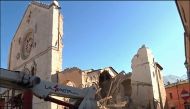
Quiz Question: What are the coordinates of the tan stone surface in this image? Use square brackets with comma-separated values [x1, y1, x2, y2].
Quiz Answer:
[131, 45, 166, 109]
[58, 67, 83, 88]
[6, 1, 63, 109]
[56, 67, 133, 109]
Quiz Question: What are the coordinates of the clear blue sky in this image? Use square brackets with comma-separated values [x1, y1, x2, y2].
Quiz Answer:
[0, 1, 186, 76]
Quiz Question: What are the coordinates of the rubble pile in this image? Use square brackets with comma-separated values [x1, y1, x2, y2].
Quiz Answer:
[97, 72, 134, 109]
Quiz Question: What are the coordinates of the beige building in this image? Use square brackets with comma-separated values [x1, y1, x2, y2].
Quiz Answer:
[176, 0, 190, 80]
[1, 1, 63, 109]
[54, 67, 118, 89]
[131, 45, 166, 109]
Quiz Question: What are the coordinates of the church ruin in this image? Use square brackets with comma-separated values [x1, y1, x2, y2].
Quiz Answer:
[0, 1, 166, 109]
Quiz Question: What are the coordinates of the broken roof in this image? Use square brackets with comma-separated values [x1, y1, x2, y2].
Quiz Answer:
[30, 1, 61, 9]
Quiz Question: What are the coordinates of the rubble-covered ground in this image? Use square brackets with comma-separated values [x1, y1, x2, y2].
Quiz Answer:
[96, 72, 136, 109]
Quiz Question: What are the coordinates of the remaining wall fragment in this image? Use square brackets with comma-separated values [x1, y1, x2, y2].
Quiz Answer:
[97, 72, 133, 109]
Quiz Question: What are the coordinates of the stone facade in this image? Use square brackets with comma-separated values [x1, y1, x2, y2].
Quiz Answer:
[131, 45, 166, 109]
[4, 1, 63, 109]
[176, 1, 190, 80]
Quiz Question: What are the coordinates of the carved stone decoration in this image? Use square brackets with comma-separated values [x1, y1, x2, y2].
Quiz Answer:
[16, 53, 20, 60]
[21, 31, 34, 60]
[26, 10, 32, 24]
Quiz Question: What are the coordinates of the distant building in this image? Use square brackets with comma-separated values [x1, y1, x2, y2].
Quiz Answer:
[176, 0, 190, 80]
[165, 80, 190, 109]
[131, 45, 166, 109]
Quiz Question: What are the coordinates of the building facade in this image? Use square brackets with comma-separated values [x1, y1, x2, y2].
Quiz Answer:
[173, 0, 190, 109]
[1, 1, 63, 109]
[131, 45, 166, 109]
[165, 80, 190, 109]
[176, 0, 190, 80]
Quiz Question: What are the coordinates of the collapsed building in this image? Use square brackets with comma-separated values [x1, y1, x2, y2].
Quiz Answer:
[54, 45, 166, 109]
[51, 67, 132, 109]
[0, 1, 166, 109]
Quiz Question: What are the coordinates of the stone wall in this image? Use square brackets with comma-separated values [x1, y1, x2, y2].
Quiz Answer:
[131, 45, 166, 109]
[7, 1, 63, 109]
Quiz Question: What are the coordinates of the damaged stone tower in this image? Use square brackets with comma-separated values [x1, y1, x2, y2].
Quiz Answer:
[7, 1, 63, 109]
[131, 45, 166, 109]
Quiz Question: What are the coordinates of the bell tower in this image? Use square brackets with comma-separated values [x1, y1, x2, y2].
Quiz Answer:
[131, 45, 166, 109]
